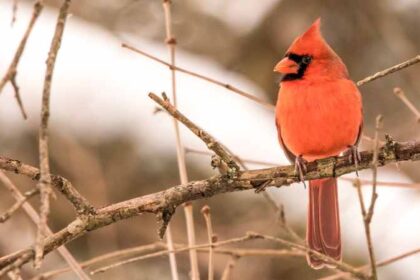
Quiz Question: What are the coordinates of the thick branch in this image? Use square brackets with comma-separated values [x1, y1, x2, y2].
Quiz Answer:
[0, 138, 419, 273]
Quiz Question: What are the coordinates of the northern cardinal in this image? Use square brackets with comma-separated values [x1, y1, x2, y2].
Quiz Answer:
[274, 19, 363, 268]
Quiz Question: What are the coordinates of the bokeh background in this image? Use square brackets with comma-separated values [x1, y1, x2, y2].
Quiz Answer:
[0, 0, 420, 279]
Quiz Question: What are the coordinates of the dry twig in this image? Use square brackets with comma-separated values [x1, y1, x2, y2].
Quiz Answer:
[353, 116, 383, 280]
[0, 188, 38, 223]
[393, 87, 420, 123]
[91, 234, 257, 275]
[35, 243, 303, 279]
[357, 55, 420, 86]
[319, 246, 420, 280]
[220, 255, 239, 280]
[0, 157, 95, 214]
[150, 92, 241, 176]
[160, 0, 193, 278]
[0, 171, 90, 280]
[0, 0, 45, 119]
[35, 0, 71, 268]
[122, 43, 274, 110]
[201, 206, 216, 280]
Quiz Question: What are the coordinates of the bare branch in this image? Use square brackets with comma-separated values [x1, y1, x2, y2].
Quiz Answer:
[357, 55, 420, 86]
[220, 255, 239, 280]
[201, 206, 216, 280]
[0, 0, 44, 118]
[122, 43, 274, 110]
[35, 0, 72, 268]
[0, 188, 38, 223]
[0, 137, 418, 275]
[0, 172, 90, 280]
[10, 75, 27, 119]
[91, 234, 256, 275]
[0, 0, 44, 119]
[319, 247, 420, 280]
[393, 87, 420, 123]
[356, 115, 383, 280]
[32, 243, 166, 280]
[0, 157, 95, 214]
[255, 233, 369, 279]
[353, 116, 383, 280]
[161, 0, 192, 278]
[150, 92, 241, 175]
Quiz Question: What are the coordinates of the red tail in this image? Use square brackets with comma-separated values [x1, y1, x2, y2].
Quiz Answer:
[307, 178, 341, 269]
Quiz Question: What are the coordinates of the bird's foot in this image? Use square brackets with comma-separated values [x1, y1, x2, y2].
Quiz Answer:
[345, 145, 361, 176]
[295, 155, 308, 188]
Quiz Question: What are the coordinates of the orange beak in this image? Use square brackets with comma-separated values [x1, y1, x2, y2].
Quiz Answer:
[274, 57, 299, 74]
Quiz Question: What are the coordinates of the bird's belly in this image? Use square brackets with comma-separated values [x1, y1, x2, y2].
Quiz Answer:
[277, 81, 362, 161]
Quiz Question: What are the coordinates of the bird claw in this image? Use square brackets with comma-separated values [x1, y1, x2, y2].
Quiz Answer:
[295, 155, 307, 188]
[346, 145, 361, 176]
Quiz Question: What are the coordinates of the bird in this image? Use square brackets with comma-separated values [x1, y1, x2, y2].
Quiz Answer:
[274, 18, 363, 269]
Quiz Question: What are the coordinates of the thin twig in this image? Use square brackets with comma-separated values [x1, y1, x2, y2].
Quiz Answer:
[36, 243, 303, 279]
[91, 234, 257, 275]
[357, 55, 420, 86]
[201, 206, 216, 280]
[357, 116, 383, 280]
[0, 157, 94, 214]
[367, 116, 383, 223]
[340, 177, 420, 189]
[161, 0, 193, 279]
[32, 243, 167, 280]
[35, 0, 71, 269]
[0, 188, 38, 223]
[354, 179, 376, 280]
[393, 87, 420, 123]
[319, 247, 420, 280]
[220, 255, 239, 280]
[0, 171, 90, 280]
[186, 147, 279, 167]
[0, 0, 44, 118]
[122, 43, 274, 110]
[165, 226, 179, 280]
[255, 233, 369, 279]
[9, 75, 27, 119]
[149, 92, 241, 175]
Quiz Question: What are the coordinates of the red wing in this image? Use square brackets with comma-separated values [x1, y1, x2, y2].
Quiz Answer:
[275, 118, 296, 163]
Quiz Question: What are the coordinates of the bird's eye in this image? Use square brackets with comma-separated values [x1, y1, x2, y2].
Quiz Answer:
[302, 56, 312, 64]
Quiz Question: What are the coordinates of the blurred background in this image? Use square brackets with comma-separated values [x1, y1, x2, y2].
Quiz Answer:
[0, 0, 419, 279]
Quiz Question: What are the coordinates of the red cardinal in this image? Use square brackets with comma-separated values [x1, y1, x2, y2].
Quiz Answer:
[274, 19, 363, 268]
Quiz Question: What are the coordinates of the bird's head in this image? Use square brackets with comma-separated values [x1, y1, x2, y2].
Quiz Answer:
[274, 18, 348, 82]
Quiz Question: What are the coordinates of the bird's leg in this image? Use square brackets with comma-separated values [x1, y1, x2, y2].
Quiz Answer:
[345, 145, 361, 176]
[295, 155, 308, 188]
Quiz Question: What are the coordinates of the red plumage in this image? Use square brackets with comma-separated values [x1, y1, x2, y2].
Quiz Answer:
[274, 18, 363, 268]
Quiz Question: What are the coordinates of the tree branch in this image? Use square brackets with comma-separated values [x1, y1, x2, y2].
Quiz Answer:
[149, 92, 241, 176]
[0, 0, 44, 119]
[35, 0, 72, 268]
[0, 137, 418, 275]
[0, 157, 95, 215]
[356, 55, 420, 86]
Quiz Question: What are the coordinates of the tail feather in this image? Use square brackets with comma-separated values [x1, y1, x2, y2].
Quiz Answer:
[307, 178, 341, 269]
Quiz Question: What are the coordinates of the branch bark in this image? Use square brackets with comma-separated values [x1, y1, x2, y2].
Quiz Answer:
[0, 138, 418, 274]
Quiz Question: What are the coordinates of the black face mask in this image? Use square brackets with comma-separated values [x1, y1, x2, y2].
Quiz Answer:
[281, 53, 312, 82]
